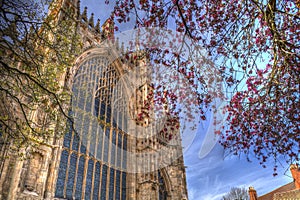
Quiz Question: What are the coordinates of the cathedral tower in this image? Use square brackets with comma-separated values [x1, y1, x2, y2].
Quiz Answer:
[0, 1, 188, 199]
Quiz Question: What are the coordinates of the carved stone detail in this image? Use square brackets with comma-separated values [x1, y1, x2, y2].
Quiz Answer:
[24, 152, 43, 192]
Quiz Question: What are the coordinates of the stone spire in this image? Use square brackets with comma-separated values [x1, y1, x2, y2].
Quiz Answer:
[89, 13, 94, 28]
[95, 19, 101, 33]
[81, 6, 88, 22]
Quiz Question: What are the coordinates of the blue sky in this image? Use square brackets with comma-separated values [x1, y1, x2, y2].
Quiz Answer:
[184, 119, 292, 200]
[80, 1, 294, 199]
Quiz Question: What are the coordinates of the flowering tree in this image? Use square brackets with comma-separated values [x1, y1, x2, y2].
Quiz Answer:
[105, 0, 300, 171]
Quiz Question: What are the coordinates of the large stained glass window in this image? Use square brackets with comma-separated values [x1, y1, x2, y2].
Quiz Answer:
[55, 55, 128, 200]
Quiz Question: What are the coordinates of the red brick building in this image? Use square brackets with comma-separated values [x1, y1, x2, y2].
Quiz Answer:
[249, 164, 300, 200]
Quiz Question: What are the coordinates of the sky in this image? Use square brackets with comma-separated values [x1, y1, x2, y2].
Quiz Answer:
[80, 1, 294, 199]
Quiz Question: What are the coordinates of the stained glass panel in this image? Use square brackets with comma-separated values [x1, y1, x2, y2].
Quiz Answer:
[75, 156, 85, 199]
[121, 172, 126, 200]
[115, 170, 121, 200]
[72, 133, 80, 152]
[111, 129, 116, 165]
[117, 133, 122, 168]
[85, 159, 94, 199]
[93, 162, 101, 199]
[122, 136, 127, 169]
[101, 165, 108, 200]
[103, 128, 110, 162]
[55, 150, 68, 198]
[109, 168, 115, 200]
[66, 153, 77, 198]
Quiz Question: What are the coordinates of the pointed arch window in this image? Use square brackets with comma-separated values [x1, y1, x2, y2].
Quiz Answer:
[55, 55, 128, 200]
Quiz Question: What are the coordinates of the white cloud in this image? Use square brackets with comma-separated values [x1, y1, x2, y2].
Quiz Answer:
[184, 131, 292, 200]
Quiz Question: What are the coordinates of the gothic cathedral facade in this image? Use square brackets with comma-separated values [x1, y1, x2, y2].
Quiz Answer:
[0, 0, 188, 199]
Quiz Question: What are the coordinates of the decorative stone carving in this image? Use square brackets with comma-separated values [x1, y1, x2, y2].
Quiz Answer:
[24, 152, 42, 192]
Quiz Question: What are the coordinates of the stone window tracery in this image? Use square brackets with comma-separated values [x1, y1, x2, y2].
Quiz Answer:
[55, 55, 127, 200]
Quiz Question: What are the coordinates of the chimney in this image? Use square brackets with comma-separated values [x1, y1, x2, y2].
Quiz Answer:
[290, 164, 300, 189]
[249, 186, 258, 200]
